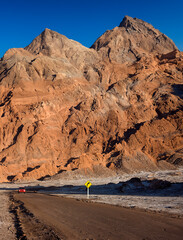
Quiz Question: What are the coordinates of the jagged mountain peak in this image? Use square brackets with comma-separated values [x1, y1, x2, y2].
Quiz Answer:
[120, 15, 150, 27]
[25, 28, 69, 56]
[119, 15, 161, 36]
[40, 28, 68, 41]
[119, 15, 134, 27]
[91, 15, 177, 63]
[43, 27, 53, 33]
[24, 27, 99, 69]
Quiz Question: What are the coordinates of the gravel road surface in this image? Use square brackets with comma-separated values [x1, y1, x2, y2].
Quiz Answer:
[14, 193, 183, 240]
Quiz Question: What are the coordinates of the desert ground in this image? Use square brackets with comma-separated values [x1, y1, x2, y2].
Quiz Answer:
[0, 193, 15, 240]
[0, 169, 183, 239]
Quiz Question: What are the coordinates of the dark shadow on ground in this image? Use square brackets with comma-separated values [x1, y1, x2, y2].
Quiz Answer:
[1, 178, 183, 197]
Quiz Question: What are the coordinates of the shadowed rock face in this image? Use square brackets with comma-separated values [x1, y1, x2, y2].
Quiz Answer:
[0, 16, 182, 182]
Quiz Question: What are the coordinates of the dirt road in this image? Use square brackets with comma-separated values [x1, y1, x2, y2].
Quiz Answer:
[14, 193, 183, 240]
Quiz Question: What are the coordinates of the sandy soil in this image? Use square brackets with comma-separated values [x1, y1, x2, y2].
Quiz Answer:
[0, 192, 15, 240]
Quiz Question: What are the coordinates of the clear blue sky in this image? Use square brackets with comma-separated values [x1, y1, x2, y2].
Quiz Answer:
[1, 0, 183, 57]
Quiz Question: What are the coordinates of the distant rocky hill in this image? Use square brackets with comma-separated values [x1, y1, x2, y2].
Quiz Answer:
[0, 16, 182, 182]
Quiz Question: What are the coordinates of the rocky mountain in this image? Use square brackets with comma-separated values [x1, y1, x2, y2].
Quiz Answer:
[91, 16, 177, 63]
[0, 16, 182, 182]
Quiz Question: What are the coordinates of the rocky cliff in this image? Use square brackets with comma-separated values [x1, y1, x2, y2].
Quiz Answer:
[0, 16, 182, 182]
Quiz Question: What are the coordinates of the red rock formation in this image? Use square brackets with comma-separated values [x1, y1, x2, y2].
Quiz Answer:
[0, 16, 182, 182]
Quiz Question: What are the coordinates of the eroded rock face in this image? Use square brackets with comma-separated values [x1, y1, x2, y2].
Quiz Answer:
[91, 16, 177, 63]
[0, 16, 182, 182]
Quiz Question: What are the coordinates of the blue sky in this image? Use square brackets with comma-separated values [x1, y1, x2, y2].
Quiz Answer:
[1, 0, 183, 57]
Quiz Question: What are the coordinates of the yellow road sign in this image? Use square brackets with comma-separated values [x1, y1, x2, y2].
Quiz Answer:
[85, 180, 92, 188]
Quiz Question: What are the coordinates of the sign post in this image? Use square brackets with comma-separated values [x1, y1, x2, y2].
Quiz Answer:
[87, 187, 89, 199]
[85, 181, 92, 199]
